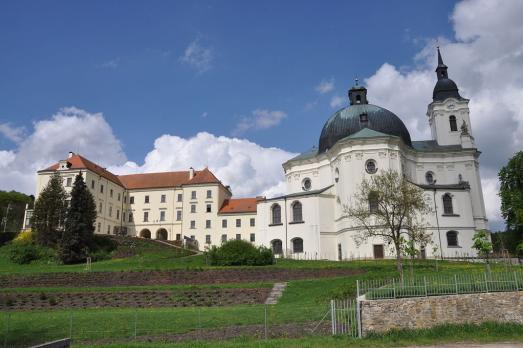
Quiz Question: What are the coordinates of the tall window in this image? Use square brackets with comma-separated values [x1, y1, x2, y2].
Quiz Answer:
[160, 194, 166, 203]
[97, 222, 101, 233]
[190, 220, 196, 229]
[66, 177, 72, 187]
[109, 206, 112, 217]
[144, 195, 149, 204]
[177, 194, 182, 202]
[130, 196, 134, 204]
[117, 193, 121, 201]
[449, 115, 458, 131]
[100, 184, 104, 193]
[206, 190, 212, 199]
[368, 192, 379, 213]
[160, 211, 166, 221]
[116, 209, 120, 220]
[447, 230, 458, 247]
[191, 191, 196, 200]
[176, 210, 182, 221]
[128, 212, 133, 223]
[206, 204, 212, 213]
[443, 193, 453, 215]
[291, 201, 303, 222]
[206, 235, 211, 244]
[292, 238, 303, 253]
[222, 219, 227, 228]
[191, 204, 196, 213]
[143, 211, 149, 222]
[99, 202, 103, 213]
[236, 218, 241, 227]
[250, 218, 255, 227]
[91, 180, 95, 189]
[250, 233, 255, 242]
[206, 220, 211, 228]
[221, 234, 227, 243]
[110, 189, 113, 198]
[271, 204, 282, 225]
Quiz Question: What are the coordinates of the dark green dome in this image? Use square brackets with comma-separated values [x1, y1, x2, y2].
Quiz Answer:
[318, 103, 412, 153]
[433, 78, 462, 101]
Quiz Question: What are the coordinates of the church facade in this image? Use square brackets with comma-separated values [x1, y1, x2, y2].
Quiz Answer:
[257, 48, 488, 260]
[29, 49, 488, 260]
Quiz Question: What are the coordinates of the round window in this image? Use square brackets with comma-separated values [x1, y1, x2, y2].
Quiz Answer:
[425, 171, 435, 184]
[302, 178, 312, 191]
[365, 160, 377, 174]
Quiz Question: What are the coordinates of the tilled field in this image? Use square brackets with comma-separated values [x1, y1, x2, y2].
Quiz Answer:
[0, 288, 271, 310]
[0, 268, 362, 288]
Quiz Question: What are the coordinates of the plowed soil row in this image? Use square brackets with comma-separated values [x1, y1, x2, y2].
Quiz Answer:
[84, 321, 331, 345]
[0, 268, 362, 288]
[0, 288, 271, 310]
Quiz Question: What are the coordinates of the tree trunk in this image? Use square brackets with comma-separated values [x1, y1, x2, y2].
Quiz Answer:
[395, 242, 403, 280]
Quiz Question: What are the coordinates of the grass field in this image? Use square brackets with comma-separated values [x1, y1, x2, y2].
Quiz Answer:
[1, 237, 521, 347]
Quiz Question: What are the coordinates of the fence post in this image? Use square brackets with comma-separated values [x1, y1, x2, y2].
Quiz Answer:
[514, 271, 519, 291]
[69, 313, 73, 340]
[134, 311, 137, 340]
[424, 276, 428, 297]
[392, 279, 396, 298]
[330, 300, 335, 335]
[3, 313, 9, 348]
[484, 272, 489, 293]
[264, 304, 268, 340]
[356, 298, 362, 338]
[356, 280, 360, 298]
[454, 274, 459, 295]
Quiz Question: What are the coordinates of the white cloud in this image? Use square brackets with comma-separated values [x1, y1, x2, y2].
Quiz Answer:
[98, 58, 120, 69]
[315, 78, 335, 94]
[233, 109, 287, 135]
[362, 0, 523, 228]
[179, 38, 213, 74]
[0, 107, 126, 194]
[110, 132, 296, 198]
[330, 95, 345, 109]
[0, 123, 25, 143]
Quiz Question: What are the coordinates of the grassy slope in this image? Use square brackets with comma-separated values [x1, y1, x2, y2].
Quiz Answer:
[1, 239, 521, 347]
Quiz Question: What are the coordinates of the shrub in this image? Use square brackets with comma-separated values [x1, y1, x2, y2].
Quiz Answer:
[14, 229, 34, 243]
[5, 240, 55, 265]
[87, 235, 118, 261]
[208, 239, 274, 266]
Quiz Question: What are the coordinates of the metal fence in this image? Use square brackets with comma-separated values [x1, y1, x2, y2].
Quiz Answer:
[330, 299, 359, 337]
[357, 270, 523, 300]
[0, 303, 332, 348]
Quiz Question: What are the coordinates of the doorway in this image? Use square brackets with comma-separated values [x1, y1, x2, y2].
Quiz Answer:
[373, 244, 384, 259]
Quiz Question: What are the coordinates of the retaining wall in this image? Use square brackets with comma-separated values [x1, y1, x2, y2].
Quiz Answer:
[360, 291, 523, 336]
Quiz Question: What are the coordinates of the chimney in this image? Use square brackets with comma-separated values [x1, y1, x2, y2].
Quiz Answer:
[189, 167, 195, 179]
[68, 151, 74, 158]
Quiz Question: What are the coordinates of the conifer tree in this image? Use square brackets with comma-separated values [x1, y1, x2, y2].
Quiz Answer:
[58, 173, 97, 264]
[33, 172, 68, 247]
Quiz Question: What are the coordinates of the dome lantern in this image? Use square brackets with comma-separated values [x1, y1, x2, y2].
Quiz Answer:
[348, 78, 368, 105]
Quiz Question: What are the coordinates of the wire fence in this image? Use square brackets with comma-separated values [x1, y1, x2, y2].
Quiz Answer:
[357, 270, 523, 300]
[0, 303, 332, 348]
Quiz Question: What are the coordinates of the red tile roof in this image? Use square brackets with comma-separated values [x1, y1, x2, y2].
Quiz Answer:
[219, 198, 258, 214]
[41, 155, 223, 190]
[40, 154, 123, 186]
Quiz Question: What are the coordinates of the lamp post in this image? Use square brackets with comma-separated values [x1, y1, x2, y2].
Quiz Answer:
[431, 181, 443, 259]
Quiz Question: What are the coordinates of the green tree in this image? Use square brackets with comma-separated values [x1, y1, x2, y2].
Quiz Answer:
[33, 172, 68, 247]
[0, 190, 33, 233]
[345, 169, 432, 278]
[499, 151, 523, 232]
[58, 173, 97, 264]
[472, 229, 493, 271]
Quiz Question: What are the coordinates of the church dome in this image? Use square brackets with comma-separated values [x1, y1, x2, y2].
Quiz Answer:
[318, 84, 412, 153]
[433, 78, 462, 101]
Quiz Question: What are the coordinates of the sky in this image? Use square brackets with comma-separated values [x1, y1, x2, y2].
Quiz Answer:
[1, 0, 522, 231]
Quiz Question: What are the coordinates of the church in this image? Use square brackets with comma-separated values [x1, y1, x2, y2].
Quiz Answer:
[28, 49, 488, 260]
[256, 48, 488, 260]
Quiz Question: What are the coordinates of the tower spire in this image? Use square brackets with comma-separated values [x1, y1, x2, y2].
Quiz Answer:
[435, 46, 448, 80]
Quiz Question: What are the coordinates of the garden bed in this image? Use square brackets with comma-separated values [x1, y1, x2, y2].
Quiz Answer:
[0, 288, 271, 310]
[0, 268, 363, 288]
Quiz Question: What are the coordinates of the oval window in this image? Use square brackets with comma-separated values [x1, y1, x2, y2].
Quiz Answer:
[365, 160, 377, 174]
[425, 171, 435, 184]
[302, 178, 312, 191]
[334, 168, 340, 183]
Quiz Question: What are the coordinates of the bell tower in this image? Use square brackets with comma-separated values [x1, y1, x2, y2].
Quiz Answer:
[427, 48, 474, 148]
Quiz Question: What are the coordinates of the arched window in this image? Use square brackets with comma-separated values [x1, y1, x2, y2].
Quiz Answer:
[356, 95, 361, 103]
[449, 115, 457, 131]
[334, 168, 339, 183]
[425, 171, 435, 184]
[368, 192, 379, 213]
[446, 231, 458, 247]
[442, 193, 453, 215]
[292, 238, 303, 253]
[271, 239, 283, 254]
[292, 201, 303, 222]
[271, 204, 282, 225]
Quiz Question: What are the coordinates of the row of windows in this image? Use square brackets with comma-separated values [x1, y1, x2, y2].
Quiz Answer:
[190, 218, 256, 229]
[205, 233, 256, 244]
[270, 238, 303, 254]
[270, 202, 303, 225]
[129, 190, 214, 205]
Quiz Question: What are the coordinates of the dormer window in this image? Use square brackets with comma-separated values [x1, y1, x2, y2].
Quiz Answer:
[359, 113, 368, 123]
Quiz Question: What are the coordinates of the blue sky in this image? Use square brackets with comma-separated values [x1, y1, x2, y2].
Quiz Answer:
[2, 0, 522, 231]
[0, 0, 456, 159]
